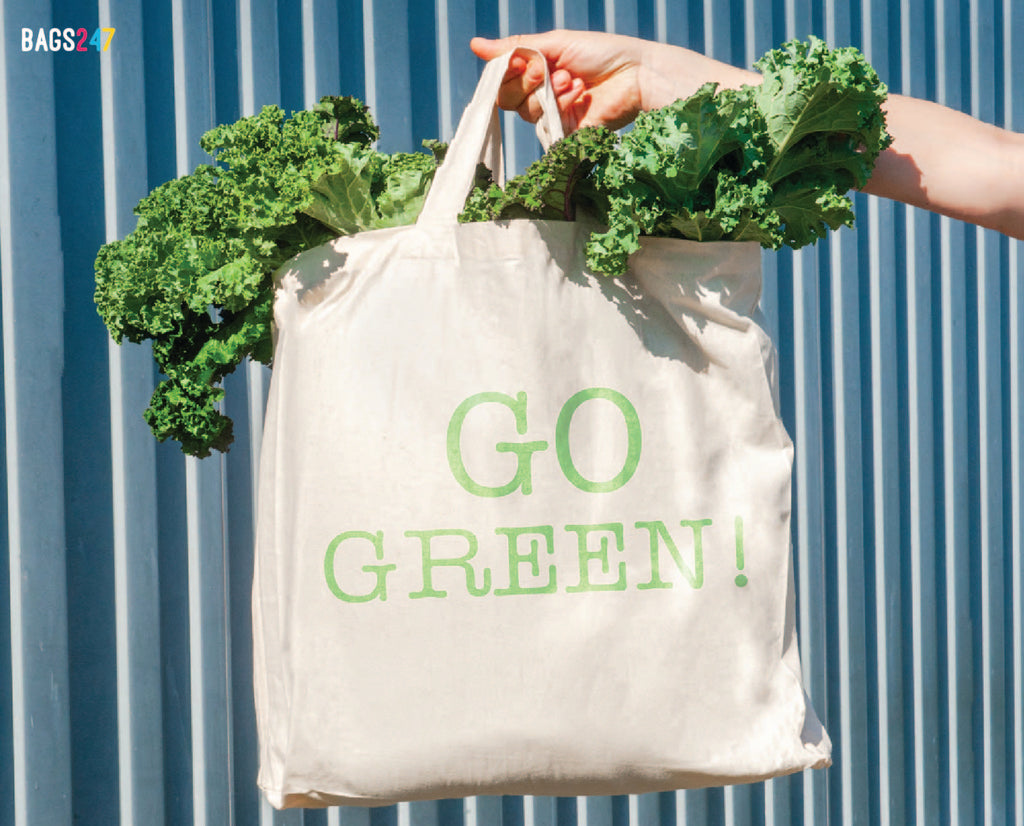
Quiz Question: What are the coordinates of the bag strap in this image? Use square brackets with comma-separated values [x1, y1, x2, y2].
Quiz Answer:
[417, 49, 564, 226]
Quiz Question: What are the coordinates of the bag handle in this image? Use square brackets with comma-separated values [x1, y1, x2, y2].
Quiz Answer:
[417, 49, 565, 225]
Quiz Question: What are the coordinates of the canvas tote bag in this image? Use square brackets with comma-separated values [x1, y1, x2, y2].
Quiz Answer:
[253, 50, 831, 809]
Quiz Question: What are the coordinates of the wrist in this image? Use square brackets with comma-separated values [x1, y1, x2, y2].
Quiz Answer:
[639, 43, 761, 110]
[636, 63, 683, 111]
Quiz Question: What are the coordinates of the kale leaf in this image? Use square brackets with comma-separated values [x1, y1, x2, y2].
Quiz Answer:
[753, 37, 892, 245]
[460, 37, 891, 276]
[95, 97, 442, 457]
[460, 126, 617, 222]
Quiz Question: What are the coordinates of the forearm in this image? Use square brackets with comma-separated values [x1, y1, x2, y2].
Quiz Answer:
[861, 95, 1024, 239]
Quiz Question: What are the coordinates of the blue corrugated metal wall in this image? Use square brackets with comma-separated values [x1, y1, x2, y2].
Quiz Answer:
[0, 0, 1020, 823]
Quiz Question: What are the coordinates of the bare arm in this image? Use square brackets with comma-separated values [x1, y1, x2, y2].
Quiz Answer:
[863, 95, 1024, 238]
[471, 30, 1024, 239]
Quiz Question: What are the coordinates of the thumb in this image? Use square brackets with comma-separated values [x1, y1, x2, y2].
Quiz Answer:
[471, 33, 556, 63]
[470, 36, 512, 60]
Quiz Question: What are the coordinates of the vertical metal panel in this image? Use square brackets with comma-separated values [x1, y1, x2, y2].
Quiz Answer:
[1009, 5, 1024, 826]
[53, 0, 121, 818]
[656, 0, 701, 50]
[169, 1, 235, 823]
[790, 243, 830, 826]
[897, 1, 943, 823]
[437, 0, 482, 140]
[554, 0, 591, 32]
[239, 0, 281, 114]
[0, 1, 73, 825]
[0, 1, 1022, 824]
[604, 0, 638, 36]
[136, 5, 195, 822]
[304, 0, 341, 106]
[970, 1, 1010, 822]
[100, 0, 167, 821]
[861, 2, 910, 822]
[935, 2, 976, 824]
[364, 0, 414, 151]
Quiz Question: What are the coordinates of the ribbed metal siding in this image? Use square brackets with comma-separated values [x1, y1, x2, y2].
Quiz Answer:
[0, 0, 1020, 823]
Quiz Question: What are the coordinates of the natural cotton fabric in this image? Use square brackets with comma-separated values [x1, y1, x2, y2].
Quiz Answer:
[253, 51, 830, 809]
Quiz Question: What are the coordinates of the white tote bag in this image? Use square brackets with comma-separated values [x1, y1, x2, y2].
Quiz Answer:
[253, 51, 831, 809]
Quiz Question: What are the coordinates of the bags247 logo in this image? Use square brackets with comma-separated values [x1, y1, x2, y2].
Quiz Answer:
[22, 27, 115, 52]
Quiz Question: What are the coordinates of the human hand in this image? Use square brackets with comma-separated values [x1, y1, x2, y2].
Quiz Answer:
[469, 30, 760, 133]
[469, 30, 647, 131]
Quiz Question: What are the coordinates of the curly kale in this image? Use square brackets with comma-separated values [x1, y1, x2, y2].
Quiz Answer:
[460, 126, 617, 222]
[96, 38, 890, 457]
[95, 97, 443, 457]
[462, 37, 891, 277]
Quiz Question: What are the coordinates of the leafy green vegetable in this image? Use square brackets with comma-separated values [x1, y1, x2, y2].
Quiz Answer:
[584, 84, 772, 273]
[752, 37, 891, 245]
[300, 145, 439, 234]
[461, 36, 891, 276]
[95, 97, 443, 457]
[96, 37, 889, 458]
[460, 126, 617, 222]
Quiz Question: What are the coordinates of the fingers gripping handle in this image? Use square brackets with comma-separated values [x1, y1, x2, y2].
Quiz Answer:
[417, 49, 564, 225]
